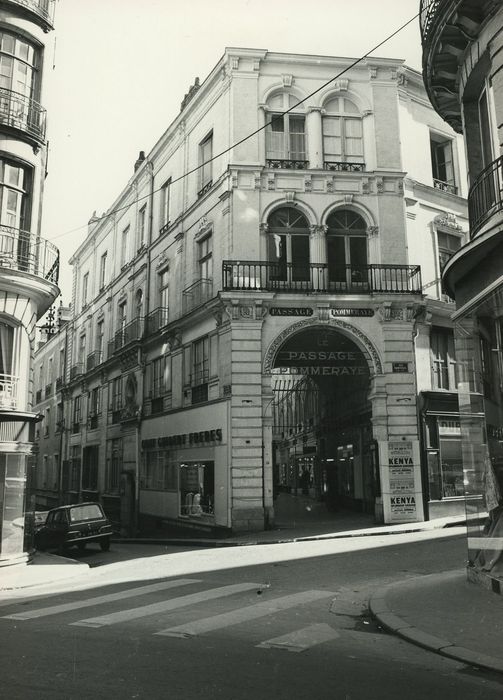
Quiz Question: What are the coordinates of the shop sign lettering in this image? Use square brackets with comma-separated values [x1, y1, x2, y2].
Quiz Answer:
[330, 308, 374, 317]
[142, 428, 223, 450]
[270, 307, 313, 316]
[438, 419, 461, 436]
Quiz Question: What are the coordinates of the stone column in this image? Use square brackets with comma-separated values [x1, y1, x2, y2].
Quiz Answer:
[309, 224, 327, 291]
[307, 107, 324, 169]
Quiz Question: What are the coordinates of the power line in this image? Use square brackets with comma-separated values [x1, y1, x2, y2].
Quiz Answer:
[49, 12, 419, 243]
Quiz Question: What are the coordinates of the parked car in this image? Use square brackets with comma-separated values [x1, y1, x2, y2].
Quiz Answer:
[35, 502, 113, 553]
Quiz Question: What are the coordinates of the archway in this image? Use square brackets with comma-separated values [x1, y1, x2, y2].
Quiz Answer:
[270, 325, 378, 514]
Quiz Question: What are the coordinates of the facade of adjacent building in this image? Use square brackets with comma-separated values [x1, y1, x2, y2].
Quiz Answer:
[0, 0, 60, 566]
[421, 0, 503, 586]
[32, 48, 468, 535]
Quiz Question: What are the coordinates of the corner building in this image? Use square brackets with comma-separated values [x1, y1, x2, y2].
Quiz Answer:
[421, 1, 503, 586]
[54, 49, 468, 535]
[0, 0, 59, 565]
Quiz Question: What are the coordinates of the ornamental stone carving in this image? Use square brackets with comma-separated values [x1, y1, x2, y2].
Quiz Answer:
[282, 74, 293, 87]
[368, 226, 379, 237]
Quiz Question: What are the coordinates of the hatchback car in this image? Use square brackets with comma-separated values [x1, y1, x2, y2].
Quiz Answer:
[35, 502, 113, 553]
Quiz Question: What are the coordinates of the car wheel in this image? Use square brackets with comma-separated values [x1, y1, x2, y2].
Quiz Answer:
[100, 537, 111, 552]
[77, 542, 86, 551]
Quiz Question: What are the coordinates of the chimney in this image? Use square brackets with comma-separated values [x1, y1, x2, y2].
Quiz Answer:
[134, 150, 146, 172]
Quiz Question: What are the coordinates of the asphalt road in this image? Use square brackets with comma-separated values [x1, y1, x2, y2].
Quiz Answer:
[1, 533, 502, 700]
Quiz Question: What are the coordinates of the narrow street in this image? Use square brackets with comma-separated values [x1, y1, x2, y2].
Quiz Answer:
[1, 531, 502, 700]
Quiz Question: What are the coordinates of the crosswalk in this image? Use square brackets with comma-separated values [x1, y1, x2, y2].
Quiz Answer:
[1, 578, 338, 653]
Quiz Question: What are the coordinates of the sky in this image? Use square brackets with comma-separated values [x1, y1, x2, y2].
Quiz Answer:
[42, 0, 424, 302]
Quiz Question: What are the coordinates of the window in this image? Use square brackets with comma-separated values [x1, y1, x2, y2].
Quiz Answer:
[121, 225, 130, 268]
[323, 97, 364, 168]
[89, 386, 101, 415]
[0, 323, 14, 376]
[160, 180, 170, 231]
[180, 461, 214, 516]
[430, 133, 457, 194]
[72, 395, 81, 433]
[431, 327, 457, 390]
[44, 407, 50, 436]
[199, 132, 213, 194]
[137, 205, 146, 250]
[99, 251, 107, 290]
[478, 85, 496, 169]
[479, 333, 494, 399]
[96, 320, 104, 356]
[82, 446, 98, 491]
[117, 301, 127, 333]
[110, 377, 122, 413]
[151, 356, 166, 398]
[159, 268, 169, 310]
[0, 157, 32, 233]
[0, 31, 39, 133]
[191, 336, 209, 403]
[265, 93, 306, 166]
[70, 445, 81, 491]
[326, 209, 368, 289]
[437, 231, 462, 273]
[267, 207, 310, 282]
[56, 401, 63, 431]
[82, 272, 89, 308]
[198, 235, 213, 281]
[141, 450, 177, 490]
[58, 347, 65, 383]
[106, 438, 121, 493]
[78, 333, 86, 365]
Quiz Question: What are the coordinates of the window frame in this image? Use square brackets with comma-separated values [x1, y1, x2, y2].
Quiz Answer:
[199, 132, 213, 192]
[430, 327, 458, 391]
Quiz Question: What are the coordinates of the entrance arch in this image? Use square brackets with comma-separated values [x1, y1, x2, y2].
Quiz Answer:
[264, 322, 383, 515]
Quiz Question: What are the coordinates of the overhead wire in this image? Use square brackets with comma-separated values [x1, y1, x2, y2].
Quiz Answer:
[49, 11, 420, 243]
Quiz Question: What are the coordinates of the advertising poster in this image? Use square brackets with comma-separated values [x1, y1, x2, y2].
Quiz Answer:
[387, 441, 418, 521]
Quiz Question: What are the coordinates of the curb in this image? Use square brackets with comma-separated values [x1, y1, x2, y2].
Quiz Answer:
[369, 585, 503, 675]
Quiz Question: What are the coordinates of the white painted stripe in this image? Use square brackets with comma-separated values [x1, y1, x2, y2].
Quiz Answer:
[156, 589, 335, 638]
[257, 623, 340, 652]
[3, 579, 200, 621]
[72, 582, 261, 628]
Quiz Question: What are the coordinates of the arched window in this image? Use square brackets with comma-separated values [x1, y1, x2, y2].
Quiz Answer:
[323, 97, 364, 171]
[265, 93, 307, 168]
[267, 207, 310, 282]
[326, 210, 368, 290]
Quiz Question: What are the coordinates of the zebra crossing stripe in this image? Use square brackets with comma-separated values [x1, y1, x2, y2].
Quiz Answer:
[156, 589, 335, 638]
[71, 582, 261, 628]
[257, 623, 340, 652]
[2, 579, 200, 621]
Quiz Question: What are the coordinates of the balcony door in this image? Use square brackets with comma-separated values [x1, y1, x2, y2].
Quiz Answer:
[326, 210, 368, 290]
[267, 207, 310, 286]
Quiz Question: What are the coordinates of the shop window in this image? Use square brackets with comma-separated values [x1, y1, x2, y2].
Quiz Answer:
[267, 207, 310, 282]
[425, 416, 464, 500]
[326, 209, 368, 289]
[430, 133, 457, 194]
[430, 327, 457, 390]
[179, 460, 214, 516]
[141, 450, 177, 490]
[198, 132, 213, 196]
[322, 97, 364, 168]
[265, 93, 306, 167]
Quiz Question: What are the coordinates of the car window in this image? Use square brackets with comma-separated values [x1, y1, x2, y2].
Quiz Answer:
[69, 504, 103, 522]
[46, 512, 54, 525]
[53, 510, 66, 524]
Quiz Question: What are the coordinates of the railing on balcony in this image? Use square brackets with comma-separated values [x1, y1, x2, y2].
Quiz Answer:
[324, 161, 366, 172]
[55, 376, 63, 391]
[69, 363, 83, 381]
[266, 159, 308, 170]
[0, 374, 19, 410]
[419, 0, 443, 42]
[468, 155, 503, 239]
[222, 261, 423, 295]
[433, 178, 458, 195]
[182, 279, 214, 314]
[44, 383, 52, 398]
[110, 317, 144, 353]
[0, 225, 59, 284]
[146, 307, 169, 337]
[9, 0, 55, 28]
[197, 180, 213, 198]
[86, 350, 103, 372]
[0, 89, 47, 143]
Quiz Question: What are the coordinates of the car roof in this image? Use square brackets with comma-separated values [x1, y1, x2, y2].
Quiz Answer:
[48, 502, 103, 512]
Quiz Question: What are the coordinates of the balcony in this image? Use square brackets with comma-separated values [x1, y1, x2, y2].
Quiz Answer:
[0, 89, 47, 144]
[468, 155, 503, 238]
[146, 307, 169, 337]
[433, 178, 458, 195]
[109, 317, 144, 354]
[69, 363, 83, 381]
[182, 279, 214, 315]
[420, 0, 496, 131]
[0, 225, 59, 284]
[88, 413, 99, 430]
[55, 376, 63, 391]
[44, 383, 52, 399]
[6, 0, 55, 31]
[324, 161, 365, 172]
[198, 180, 213, 198]
[86, 350, 103, 372]
[222, 261, 422, 295]
[266, 159, 308, 170]
[0, 374, 19, 410]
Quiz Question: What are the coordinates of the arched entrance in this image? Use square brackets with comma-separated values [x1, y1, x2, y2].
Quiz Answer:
[270, 325, 379, 514]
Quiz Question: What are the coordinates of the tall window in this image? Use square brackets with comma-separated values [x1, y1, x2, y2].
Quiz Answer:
[72, 395, 81, 433]
[478, 86, 495, 169]
[70, 445, 81, 491]
[431, 327, 457, 390]
[96, 320, 104, 355]
[90, 386, 101, 415]
[323, 97, 364, 167]
[111, 377, 122, 412]
[198, 235, 213, 281]
[121, 225, 130, 267]
[199, 132, 213, 194]
[0, 323, 14, 375]
[0, 158, 31, 231]
[159, 268, 169, 310]
[430, 133, 457, 194]
[77, 333, 86, 365]
[137, 205, 146, 250]
[191, 336, 209, 404]
[0, 30, 39, 132]
[160, 180, 170, 231]
[117, 301, 127, 333]
[82, 272, 89, 308]
[437, 231, 462, 273]
[267, 207, 310, 282]
[99, 251, 107, 290]
[265, 93, 306, 165]
[107, 438, 121, 493]
[326, 210, 368, 289]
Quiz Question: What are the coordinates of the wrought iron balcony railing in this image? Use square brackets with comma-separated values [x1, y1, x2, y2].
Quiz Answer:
[182, 279, 214, 314]
[222, 261, 423, 295]
[110, 317, 144, 353]
[86, 350, 103, 372]
[69, 363, 83, 381]
[0, 89, 47, 143]
[433, 178, 458, 195]
[197, 180, 213, 198]
[0, 225, 59, 284]
[0, 374, 19, 410]
[266, 159, 308, 170]
[146, 307, 169, 337]
[324, 161, 366, 172]
[468, 155, 503, 238]
[7, 0, 55, 29]
[419, 0, 443, 43]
